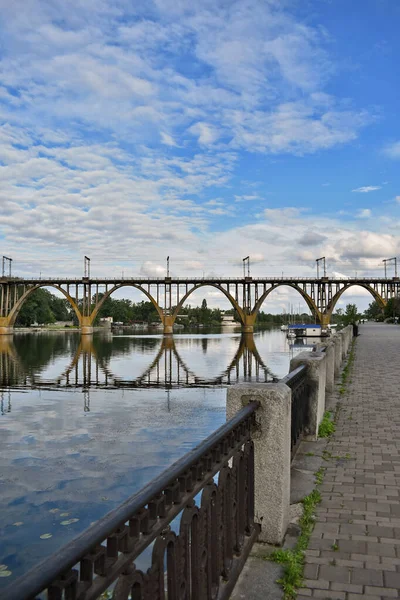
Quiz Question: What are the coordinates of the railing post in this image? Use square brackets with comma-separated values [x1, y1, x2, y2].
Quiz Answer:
[289, 351, 326, 439]
[332, 333, 342, 378]
[318, 341, 335, 393]
[227, 383, 291, 545]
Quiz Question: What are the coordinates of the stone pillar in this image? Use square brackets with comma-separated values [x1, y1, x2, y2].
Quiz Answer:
[80, 316, 93, 335]
[322, 341, 335, 393]
[289, 351, 326, 439]
[227, 383, 291, 545]
[339, 331, 347, 359]
[333, 334, 342, 378]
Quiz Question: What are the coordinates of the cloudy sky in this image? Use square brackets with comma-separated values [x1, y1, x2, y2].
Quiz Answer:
[0, 0, 399, 311]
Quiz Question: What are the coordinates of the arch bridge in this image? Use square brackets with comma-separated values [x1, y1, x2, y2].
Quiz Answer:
[0, 275, 398, 335]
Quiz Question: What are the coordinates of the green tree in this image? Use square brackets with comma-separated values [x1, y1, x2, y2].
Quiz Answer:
[384, 298, 400, 321]
[364, 300, 384, 321]
[341, 303, 361, 326]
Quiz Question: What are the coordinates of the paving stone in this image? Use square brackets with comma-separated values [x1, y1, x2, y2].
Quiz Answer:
[301, 324, 400, 599]
[384, 570, 400, 588]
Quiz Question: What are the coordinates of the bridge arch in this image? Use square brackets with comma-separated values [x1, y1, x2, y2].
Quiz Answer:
[325, 283, 386, 321]
[90, 284, 165, 324]
[252, 283, 320, 323]
[171, 283, 246, 325]
[7, 284, 82, 327]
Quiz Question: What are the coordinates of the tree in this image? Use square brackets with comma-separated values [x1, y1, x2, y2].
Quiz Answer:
[364, 300, 384, 321]
[341, 303, 361, 326]
[384, 298, 400, 321]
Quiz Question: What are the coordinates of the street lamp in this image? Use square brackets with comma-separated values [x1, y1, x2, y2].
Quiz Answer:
[166, 256, 170, 277]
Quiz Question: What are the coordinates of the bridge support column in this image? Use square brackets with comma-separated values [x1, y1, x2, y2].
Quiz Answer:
[80, 316, 94, 335]
[0, 317, 13, 336]
[163, 315, 175, 335]
[241, 314, 257, 333]
[320, 313, 331, 329]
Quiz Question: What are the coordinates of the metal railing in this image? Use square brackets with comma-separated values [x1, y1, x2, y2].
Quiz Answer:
[4, 403, 260, 600]
[281, 365, 310, 456]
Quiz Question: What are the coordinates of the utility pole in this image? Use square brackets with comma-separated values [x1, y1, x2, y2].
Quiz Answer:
[383, 257, 397, 278]
[166, 256, 170, 277]
[316, 256, 326, 278]
[2, 256, 12, 277]
[243, 256, 250, 278]
[84, 256, 90, 278]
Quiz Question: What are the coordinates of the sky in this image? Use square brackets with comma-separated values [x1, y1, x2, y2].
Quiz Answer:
[0, 0, 399, 312]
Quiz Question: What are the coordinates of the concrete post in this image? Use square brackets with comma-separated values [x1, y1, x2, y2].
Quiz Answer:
[289, 351, 326, 439]
[332, 334, 342, 378]
[322, 341, 335, 393]
[226, 383, 291, 545]
[339, 331, 347, 359]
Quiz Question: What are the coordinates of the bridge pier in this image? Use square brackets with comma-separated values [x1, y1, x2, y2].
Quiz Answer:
[162, 315, 175, 335]
[80, 317, 94, 335]
[0, 317, 13, 336]
[241, 314, 257, 334]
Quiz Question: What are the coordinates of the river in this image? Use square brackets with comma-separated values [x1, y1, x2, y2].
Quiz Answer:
[0, 326, 315, 587]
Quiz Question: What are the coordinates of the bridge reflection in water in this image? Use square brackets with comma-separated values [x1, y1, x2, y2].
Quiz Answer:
[0, 332, 277, 394]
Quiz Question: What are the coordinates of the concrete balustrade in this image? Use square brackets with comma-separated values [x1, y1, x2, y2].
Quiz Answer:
[289, 350, 327, 439]
[227, 325, 354, 546]
[227, 383, 291, 545]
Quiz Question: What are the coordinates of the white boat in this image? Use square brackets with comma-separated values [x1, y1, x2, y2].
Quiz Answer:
[287, 331, 296, 339]
[280, 324, 288, 331]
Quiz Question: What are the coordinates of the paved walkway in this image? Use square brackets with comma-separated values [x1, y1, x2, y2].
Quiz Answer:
[299, 322, 400, 600]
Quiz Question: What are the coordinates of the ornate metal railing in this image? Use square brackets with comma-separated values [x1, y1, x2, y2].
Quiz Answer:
[281, 365, 310, 456]
[4, 403, 260, 600]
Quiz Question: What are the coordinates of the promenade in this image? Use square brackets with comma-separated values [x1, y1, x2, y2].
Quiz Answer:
[300, 322, 400, 600]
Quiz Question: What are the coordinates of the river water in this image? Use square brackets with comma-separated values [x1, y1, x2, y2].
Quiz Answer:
[0, 327, 315, 587]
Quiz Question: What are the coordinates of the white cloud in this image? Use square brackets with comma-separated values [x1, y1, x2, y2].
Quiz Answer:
[383, 141, 400, 159]
[352, 186, 381, 193]
[356, 209, 372, 218]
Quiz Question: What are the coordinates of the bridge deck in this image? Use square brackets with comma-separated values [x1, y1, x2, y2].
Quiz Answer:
[300, 322, 400, 599]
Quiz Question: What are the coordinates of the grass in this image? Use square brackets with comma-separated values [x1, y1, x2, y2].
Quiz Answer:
[269, 489, 322, 599]
[318, 411, 335, 438]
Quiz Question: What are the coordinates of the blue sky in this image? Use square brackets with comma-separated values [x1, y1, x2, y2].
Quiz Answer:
[0, 0, 399, 311]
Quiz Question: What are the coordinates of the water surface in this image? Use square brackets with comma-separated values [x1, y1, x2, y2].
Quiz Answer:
[0, 327, 314, 585]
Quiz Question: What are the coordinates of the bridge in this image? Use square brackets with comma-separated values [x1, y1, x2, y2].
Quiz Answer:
[1, 275, 399, 334]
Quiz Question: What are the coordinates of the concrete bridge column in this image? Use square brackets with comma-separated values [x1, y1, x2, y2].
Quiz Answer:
[80, 316, 94, 335]
[162, 315, 175, 335]
[242, 313, 257, 333]
[0, 317, 13, 335]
